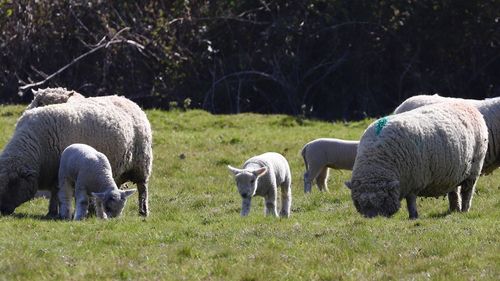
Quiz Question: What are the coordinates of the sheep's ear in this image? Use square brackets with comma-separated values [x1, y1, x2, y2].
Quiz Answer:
[252, 167, 267, 177]
[92, 192, 106, 201]
[227, 165, 242, 175]
[120, 189, 136, 199]
[31, 89, 39, 96]
[344, 180, 353, 190]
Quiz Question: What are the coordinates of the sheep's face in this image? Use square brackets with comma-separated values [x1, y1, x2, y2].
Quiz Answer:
[346, 180, 400, 218]
[0, 168, 38, 215]
[92, 188, 136, 218]
[228, 165, 268, 199]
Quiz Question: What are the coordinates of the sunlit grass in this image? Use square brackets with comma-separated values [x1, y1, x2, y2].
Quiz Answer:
[0, 105, 498, 280]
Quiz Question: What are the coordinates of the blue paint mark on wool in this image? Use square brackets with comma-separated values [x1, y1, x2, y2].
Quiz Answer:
[375, 117, 389, 136]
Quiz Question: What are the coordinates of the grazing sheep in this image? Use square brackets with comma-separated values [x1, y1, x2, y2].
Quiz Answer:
[395, 94, 500, 174]
[301, 138, 358, 193]
[346, 102, 488, 219]
[27, 87, 85, 109]
[58, 144, 136, 220]
[0, 95, 152, 217]
[228, 152, 292, 218]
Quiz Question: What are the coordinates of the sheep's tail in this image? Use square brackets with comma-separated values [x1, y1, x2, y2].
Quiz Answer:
[301, 145, 308, 170]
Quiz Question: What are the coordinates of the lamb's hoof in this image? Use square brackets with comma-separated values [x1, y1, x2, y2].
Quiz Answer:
[279, 211, 290, 218]
[139, 209, 149, 217]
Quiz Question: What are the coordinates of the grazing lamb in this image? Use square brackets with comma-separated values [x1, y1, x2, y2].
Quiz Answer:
[26, 87, 85, 109]
[301, 138, 358, 193]
[346, 102, 488, 219]
[0, 95, 152, 217]
[228, 152, 292, 218]
[58, 144, 136, 220]
[395, 94, 500, 174]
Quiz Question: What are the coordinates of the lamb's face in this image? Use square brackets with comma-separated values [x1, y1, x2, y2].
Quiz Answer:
[234, 172, 259, 199]
[346, 180, 400, 218]
[94, 188, 136, 219]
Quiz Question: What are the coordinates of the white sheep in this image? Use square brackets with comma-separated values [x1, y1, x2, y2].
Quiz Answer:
[26, 87, 85, 109]
[228, 152, 292, 218]
[58, 143, 136, 220]
[0, 95, 152, 217]
[394, 94, 500, 174]
[301, 138, 358, 193]
[346, 102, 488, 219]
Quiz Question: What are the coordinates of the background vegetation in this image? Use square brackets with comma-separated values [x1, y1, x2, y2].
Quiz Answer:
[0, 105, 498, 280]
[1, 0, 499, 120]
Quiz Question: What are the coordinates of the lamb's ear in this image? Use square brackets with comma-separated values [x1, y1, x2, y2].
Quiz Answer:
[252, 167, 267, 177]
[31, 89, 39, 96]
[227, 165, 242, 175]
[120, 189, 136, 199]
[92, 192, 106, 201]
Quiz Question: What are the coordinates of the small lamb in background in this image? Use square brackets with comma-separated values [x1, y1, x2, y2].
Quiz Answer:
[58, 143, 136, 220]
[301, 138, 358, 193]
[228, 152, 292, 218]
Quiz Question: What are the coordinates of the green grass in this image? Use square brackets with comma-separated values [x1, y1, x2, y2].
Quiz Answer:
[0, 105, 498, 280]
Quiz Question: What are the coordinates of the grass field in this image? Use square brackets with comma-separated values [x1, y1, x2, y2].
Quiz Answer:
[0, 105, 498, 281]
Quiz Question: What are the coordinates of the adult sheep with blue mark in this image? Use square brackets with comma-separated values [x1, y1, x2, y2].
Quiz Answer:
[346, 102, 488, 219]
[0, 95, 152, 217]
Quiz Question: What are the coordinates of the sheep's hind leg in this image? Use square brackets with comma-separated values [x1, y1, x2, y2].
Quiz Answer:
[460, 178, 478, 212]
[303, 171, 313, 193]
[315, 167, 330, 192]
[265, 190, 278, 217]
[137, 181, 149, 217]
[73, 187, 89, 220]
[447, 186, 462, 213]
[47, 189, 59, 219]
[279, 179, 292, 218]
[405, 194, 418, 219]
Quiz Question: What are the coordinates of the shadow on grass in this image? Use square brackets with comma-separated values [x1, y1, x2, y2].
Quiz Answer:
[10, 212, 58, 221]
[427, 210, 452, 218]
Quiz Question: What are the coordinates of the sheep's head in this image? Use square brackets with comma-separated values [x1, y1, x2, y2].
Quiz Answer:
[92, 188, 136, 219]
[0, 166, 38, 215]
[345, 180, 400, 218]
[227, 165, 268, 199]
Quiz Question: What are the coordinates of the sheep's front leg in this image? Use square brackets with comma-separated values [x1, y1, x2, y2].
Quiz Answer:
[448, 186, 462, 212]
[47, 189, 60, 218]
[460, 178, 477, 212]
[315, 167, 329, 192]
[279, 179, 292, 218]
[240, 197, 252, 217]
[264, 189, 278, 217]
[406, 194, 418, 219]
[57, 181, 74, 220]
[73, 187, 89, 220]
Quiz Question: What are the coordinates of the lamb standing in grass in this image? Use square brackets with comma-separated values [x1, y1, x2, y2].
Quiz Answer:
[0, 95, 152, 217]
[394, 94, 500, 174]
[26, 87, 85, 110]
[228, 152, 292, 217]
[346, 102, 488, 219]
[301, 138, 358, 193]
[58, 144, 136, 220]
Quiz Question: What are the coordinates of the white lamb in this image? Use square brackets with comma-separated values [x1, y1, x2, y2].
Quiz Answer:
[228, 152, 292, 218]
[26, 87, 85, 109]
[301, 138, 358, 193]
[58, 144, 136, 220]
[346, 102, 488, 219]
[0, 95, 152, 217]
[394, 94, 500, 174]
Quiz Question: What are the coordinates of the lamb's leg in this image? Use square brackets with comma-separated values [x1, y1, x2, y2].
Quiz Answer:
[303, 171, 313, 193]
[448, 186, 462, 212]
[279, 179, 292, 218]
[405, 194, 418, 219]
[137, 181, 149, 216]
[264, 189, 278, 217]
[73, 187, 89, 220]
[240, 198, 252, 217]
[460, 178, 478, 212]
[57, 181, 73, 220]
[47, 189, 59, 218]
[315, 167, 330, 192]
